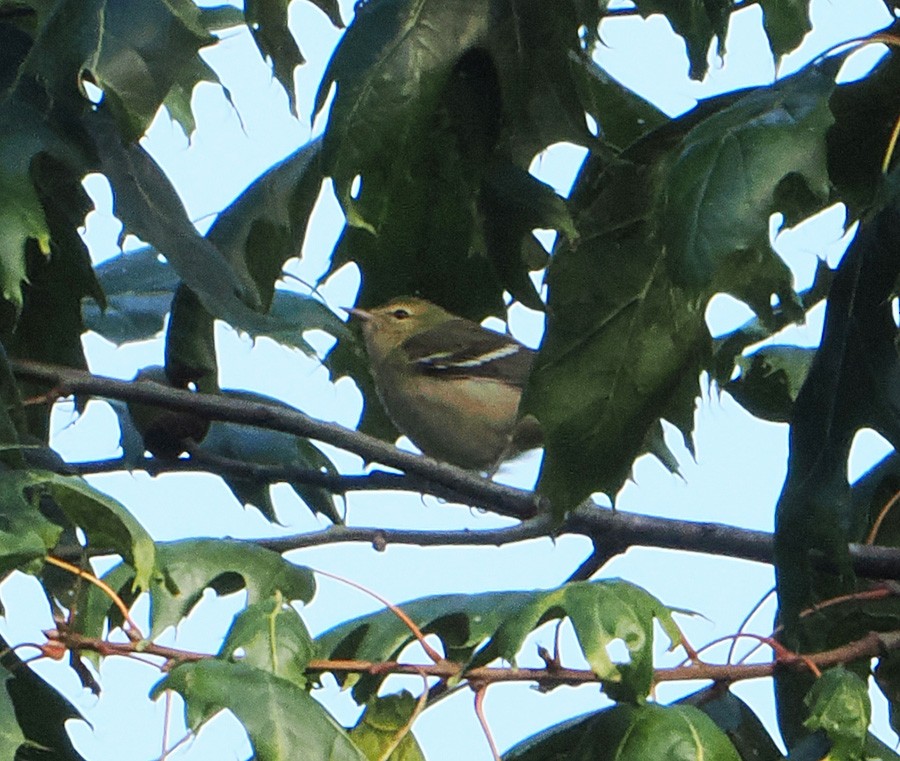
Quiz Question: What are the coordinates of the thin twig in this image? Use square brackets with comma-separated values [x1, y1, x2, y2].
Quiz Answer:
[314, 569, 445, 664]
[473, 688, 501, 761]
[45, 556, 143, 638]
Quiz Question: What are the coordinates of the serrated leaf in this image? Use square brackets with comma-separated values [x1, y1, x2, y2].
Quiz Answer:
[314, 0, 593, 325]
[198, 390, 343, 524]
[803, 667, 870, 761]
[480, 163, 574, 311]
[758, 0, 811, 60]
[12, 0, 224, 142]
[569, 53, 668, 151]
[0, 632, 88, 761]
[154, 660, 367, 761]
[149, 539, 315, 636]
[245, 0, 304, 115]
[219, 592, 315, 688]
[664, 60, 837, 319]
[206, 139, 327, 312]
[316, 580, 681, 704]
[630, 0, 729, 80]
[82, 247, 179, 345]
[523, 160, 709, 510]
[87, 111, 263, 320]
[503, 703, 741, 761]
[827, 45, 900, 217]
[525, 58, 845, 514]
[349, 691, 426, 761]
[32, 472, 155, 589]
[0, 672, 28, 758]
[315, 0, 491, 202]
[0, 471, 62, 574]
[76, 539, 316, 641]
[725, 345, 816, 423]
[470, 580, 682, 703]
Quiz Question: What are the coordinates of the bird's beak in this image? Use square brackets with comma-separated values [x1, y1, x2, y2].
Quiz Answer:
[343, 306, 372, 322]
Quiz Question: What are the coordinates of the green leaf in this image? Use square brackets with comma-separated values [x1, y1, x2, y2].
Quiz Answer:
[569, 54, 668, 151]
[0, 471, 64, 574]
[197, 390, 343, 524]
[773, 201, 900, 744]
[315, 0, 492, 203]
[81, 247, 180, 345]
[631, 0, 729, 80]
[525, 58, 845, 513]
[678, 685, 784, 761]
[164, 285, 218, 394]
[259, 290, 352, 354]
[315, 0, 592, 324]
[87, 111, 263, 319]
[663, 61, 837, 319]
[710, 259, 833, 387]
[27, 0, 219, 141]
[35, 472, 155, 589]
[803, 667, 870, 761]
[206, 139, 327, 312]
[875, 651, 900, 739]
[0, 631, 88, 761]
[317, 580, 681, 704]
[219, 592, 315, 689]
[245, 0, 304, 115]
[523, 156, 709, 511]
[827, 47, 900, 217]
[349, 691, 426, 761]
[758, 0, 811, 60]
[0, 345, 28, 467]
[76, 539, 316, 641]
[470, 580, 682, 703]
[149, 539, 315, 636]
[0, 672, 28, 759]
[725, 345, 816, 424]
[503, 702, 741, 760]
[0, 78, 90, 316]
[479, 163, 574, 311]
[155, 660, 367, 761]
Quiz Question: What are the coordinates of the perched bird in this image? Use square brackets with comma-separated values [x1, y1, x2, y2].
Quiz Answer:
[347, 297, 541, 470]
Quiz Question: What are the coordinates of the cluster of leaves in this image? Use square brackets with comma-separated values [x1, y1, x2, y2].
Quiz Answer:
[2, 0, 900, 758]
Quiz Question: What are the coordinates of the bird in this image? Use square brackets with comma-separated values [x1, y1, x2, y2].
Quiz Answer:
[346, 296, 542, 470]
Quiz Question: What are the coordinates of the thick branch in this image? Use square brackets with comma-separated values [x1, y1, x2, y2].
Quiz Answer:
[12, 360, 538, 520]
[18, 361, 900, 581]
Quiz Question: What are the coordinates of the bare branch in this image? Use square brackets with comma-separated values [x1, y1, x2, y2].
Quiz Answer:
[18, 361, 900, 582]
[47, 627, 900, 689]
[12, 360, 538, 520]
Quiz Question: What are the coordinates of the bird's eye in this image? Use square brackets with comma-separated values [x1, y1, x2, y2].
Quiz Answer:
[391, 309, 410, 319]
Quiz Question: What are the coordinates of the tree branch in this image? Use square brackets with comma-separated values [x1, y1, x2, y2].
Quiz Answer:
[45, 627, 900, 689]
[18, 361, 900, 582]
[12, 360, 539, 520]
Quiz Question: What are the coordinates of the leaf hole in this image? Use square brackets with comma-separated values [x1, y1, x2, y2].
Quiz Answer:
[848, 428, 894, 485]
[606, 637, 630, 664]
[704, 293, 755, 338]
[350, 175, 362, 200]
[79, 72, 103, 105]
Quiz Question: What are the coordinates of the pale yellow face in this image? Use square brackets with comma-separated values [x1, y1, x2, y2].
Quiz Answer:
[350, 297, 453, 363]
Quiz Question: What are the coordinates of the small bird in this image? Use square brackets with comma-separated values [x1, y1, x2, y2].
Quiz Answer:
[347, 297, 541, 470]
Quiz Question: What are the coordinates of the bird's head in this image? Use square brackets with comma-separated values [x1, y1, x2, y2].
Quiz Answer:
[345, 297, 455, 361]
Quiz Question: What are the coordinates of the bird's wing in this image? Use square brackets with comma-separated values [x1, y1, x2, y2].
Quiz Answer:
[402, 319, 535, 387]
